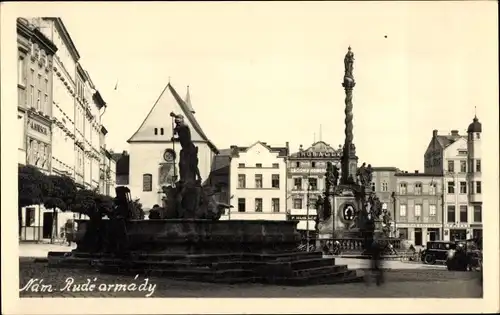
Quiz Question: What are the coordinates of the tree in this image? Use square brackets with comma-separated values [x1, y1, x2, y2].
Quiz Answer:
[43, 174, 77, 243]
[18, 165, 51, 239]
[72, 189, 98, 218]
[94, 193, 114, 218]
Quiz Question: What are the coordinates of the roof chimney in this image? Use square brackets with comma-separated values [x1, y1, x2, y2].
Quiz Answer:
[230, 145, 237, 149]
[415, 170, 419, 174]
[451, 130, 459, 137]
[433, 129, 438, 138]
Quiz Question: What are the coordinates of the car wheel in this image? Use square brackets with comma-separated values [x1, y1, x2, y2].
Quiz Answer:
[424, 253, 436, 265]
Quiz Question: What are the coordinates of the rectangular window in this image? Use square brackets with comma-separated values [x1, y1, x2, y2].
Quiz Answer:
[429, 204, 437, 216]
[429, 183, 437, 195]
[415, 183, 422, 195]
[142, 173, 152, 192]
[473, 205, 482, 222]
[255, 198, 263, 212]
[448, 160, 454, 173]
[255, 174, 263, 189]
[447, 205, 456, 223]
[271, 174, 280, 188]
[293, 198, 302, 209]
[272, 163, 279, 168]
[414, 204, 422, 217]
[29, 69, 35, 107]
[460, 160, 467, 173]
[459, 205, 468, 223]
[255, 163, 262, 168]
[476, 181, 482, 194]
[460, 181, 467, 194]
[18, 57, 25, 86]
[238, 198, 246, 212]
[238, 163, 245, 168]
[371, 182, 376, 191]
[308, 178, 317, 191]
[447, 181, 455, 194]
[293, 177, 302, 190]
[399, 183, 407, 195]
[311, 161, 316, 168]
[476, 160, 481, 172]
[382, 182, 388, 192]
[25, 207, 36, 227]
[37, 90, 41, 111]
[295, 162, 300, 168]
[272, 198, 280, 212]
[399, 204, 407, 217]
[238, 174, 246, 188]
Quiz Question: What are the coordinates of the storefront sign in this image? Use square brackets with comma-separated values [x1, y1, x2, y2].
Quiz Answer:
[470, 224, 482, 228]
[30, 121, 48, 135]
[444, 223, 469, 229]
[289, 168, 326, 174]
[289, 215, 316, 221]
[297, 151, 340, 158]
[396, 223, 442, 228]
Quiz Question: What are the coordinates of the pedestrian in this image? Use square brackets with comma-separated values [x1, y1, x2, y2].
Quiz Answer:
[64, 219, 75, 246]
[369, 240, 384, 286]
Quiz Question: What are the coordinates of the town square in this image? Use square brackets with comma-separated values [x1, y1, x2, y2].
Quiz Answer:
[1, 1, 498, 314]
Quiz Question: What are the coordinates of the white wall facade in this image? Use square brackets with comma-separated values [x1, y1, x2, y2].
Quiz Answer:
[224, 142, 287, 221]
[128, 142, 214, 209]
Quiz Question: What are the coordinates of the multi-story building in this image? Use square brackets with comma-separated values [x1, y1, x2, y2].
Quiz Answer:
[18, 17, 114, 242]
[127, 84, 219, 209]
[394, 171, 443, 246]
[286, 141, 354, 233]
[371, 167, 399, 236]
[423, 116, 482, 241]
[17, 18, 57, 171]
[225, 141, 288, 221]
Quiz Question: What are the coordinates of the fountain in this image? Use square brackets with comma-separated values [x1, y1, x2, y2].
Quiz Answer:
[47, 70, 365, 285]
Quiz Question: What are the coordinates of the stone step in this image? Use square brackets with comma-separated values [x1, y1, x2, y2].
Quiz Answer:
[210, 257, 335, 271]
[271, 269, 363, 286]
[290, 264, 348, 278]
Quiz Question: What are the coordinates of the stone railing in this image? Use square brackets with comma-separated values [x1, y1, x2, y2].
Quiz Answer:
[318, 237, 402, 252]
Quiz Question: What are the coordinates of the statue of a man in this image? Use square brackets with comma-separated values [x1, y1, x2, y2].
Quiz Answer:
[315, 195, 324, 221]
[170, 112, 202, 184]
[356, 162, 367, 186]
[343, 46, 355, 86]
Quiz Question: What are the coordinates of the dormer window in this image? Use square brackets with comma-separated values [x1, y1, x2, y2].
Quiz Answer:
[160, 128, 164, 135]
[476, 133, 480, 139]
[154, 128, 158, 135]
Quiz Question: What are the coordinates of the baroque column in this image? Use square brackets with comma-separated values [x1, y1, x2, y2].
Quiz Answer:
[341, 46, 356, 184]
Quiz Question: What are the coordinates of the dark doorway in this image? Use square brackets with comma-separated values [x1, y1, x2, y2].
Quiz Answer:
[450, 229, 467, 241]
[428, 228, 440, 241]
[42, 212, 53, 239]
[414, 228, 423, 246]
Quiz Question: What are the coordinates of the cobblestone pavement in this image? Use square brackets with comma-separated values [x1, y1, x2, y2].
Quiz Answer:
[19, 258, 482, 298]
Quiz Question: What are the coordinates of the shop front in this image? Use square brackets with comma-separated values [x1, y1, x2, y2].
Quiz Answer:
[443, 223, 469, 241]
[395, 223, 442, 246]
[20, 113, 52, 241]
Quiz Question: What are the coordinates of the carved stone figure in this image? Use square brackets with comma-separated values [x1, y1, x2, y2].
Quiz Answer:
[356, 162, 373, 189]
[170, 112, 202, 185]
[315, 195, 325, 221]
[325, 162, 336, 191]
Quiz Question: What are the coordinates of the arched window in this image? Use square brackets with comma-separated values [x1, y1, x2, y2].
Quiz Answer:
[160, 128, 164, 135]
[143, 173, 153, 192]
[154, 128, 158, 135]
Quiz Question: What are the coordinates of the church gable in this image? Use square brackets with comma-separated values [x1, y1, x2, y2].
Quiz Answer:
[127, 84, 209, 145]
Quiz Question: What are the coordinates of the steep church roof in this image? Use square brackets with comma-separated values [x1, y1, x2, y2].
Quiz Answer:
[127, 83, 219, 154]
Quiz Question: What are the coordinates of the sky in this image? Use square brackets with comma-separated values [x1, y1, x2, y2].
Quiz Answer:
[8, 1, 500, 171]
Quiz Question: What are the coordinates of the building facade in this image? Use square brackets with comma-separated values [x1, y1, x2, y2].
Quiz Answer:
[286, 141, 356, 232]
[18, 17, 114, 242]
[394, 171, 443, 246]
[223, 142, 288, 221]
[423, 117, 482, 242]
[371, 167, 399, 236]
[127, 84, 219, 210]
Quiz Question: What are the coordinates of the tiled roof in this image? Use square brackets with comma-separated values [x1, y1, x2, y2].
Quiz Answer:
[436, 135, 463, 148]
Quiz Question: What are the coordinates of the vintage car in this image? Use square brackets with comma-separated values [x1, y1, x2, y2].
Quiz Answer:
[446, 239, 483, 271]
[421, 241, 457, 265]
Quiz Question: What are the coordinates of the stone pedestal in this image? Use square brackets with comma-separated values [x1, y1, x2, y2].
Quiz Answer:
[48, 219, 363, 286]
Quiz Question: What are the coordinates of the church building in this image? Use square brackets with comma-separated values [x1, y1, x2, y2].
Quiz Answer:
[127, 84, 219, 210]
